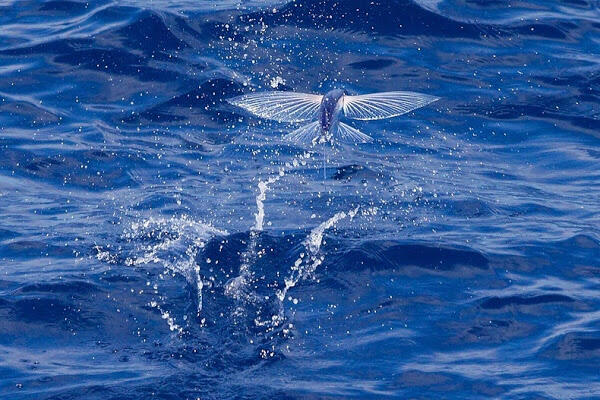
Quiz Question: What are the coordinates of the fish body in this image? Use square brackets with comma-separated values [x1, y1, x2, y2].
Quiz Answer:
[319, 89, 346, 140]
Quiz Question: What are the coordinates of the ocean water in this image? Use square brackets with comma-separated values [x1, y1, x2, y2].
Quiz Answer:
[1, 0, 599, 398]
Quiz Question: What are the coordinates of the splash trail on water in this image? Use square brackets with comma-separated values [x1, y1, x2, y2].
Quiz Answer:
[280, 207, 358, 302]
[255, 206, 377, 328]
[2, 1, 600, 398]
[255, 174, 283, 232]
[225, 152, 311, 301]
[121, 216, 225, 316]
[224, 173, 282, 302]
[277, 206, 368, 304]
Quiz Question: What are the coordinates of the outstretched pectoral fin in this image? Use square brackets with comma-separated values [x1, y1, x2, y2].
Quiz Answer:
[227, 91, 323, 123]
[283, 121, 322, 145]
[343, 91, 439, 120]
[335, 122, 373, 144]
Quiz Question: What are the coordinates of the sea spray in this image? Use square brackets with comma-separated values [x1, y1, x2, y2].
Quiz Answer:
[224, 172, 283, 301]
[149, 300, 184, 334]
[254, 207, 358, 328]
[255, 175, 282, 231]
[254, 206, 378, 328]
[122, 216, 225, 316]
[225, 152, 311, 301]
[278, 207, 359, 303]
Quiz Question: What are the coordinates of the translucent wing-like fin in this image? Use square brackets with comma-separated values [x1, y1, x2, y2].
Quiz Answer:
[343, 91, 439, 121]
[283, 121, 322, 145]
[335, 122, 373, 144]
[227, 91, 323, 123]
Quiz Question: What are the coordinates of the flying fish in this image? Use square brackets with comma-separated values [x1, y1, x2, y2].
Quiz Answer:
[227, 88, 439, 145]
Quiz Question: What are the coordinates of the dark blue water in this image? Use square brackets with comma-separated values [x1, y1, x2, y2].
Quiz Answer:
[1, 0, 600, 398]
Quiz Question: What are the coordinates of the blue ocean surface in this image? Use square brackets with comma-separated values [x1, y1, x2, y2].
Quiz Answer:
[1, 0, 600, 398]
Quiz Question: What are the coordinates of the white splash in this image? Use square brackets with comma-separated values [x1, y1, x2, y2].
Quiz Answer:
[150, 300, 184, 334]
[254, 173, 283, 231]
[225, 172, 284, 302]
[276, 207, 359, 304]
[225, 153, 311, 301]
[123, 215, 225, 314]
[254, 152, 311, 231]
[93, 245, 118, 264]
[269, 76, 286, 89]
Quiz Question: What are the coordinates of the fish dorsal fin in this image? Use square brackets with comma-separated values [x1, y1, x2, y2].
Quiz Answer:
[227, 91, 323, 123]
[343, 91, 439, 121]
